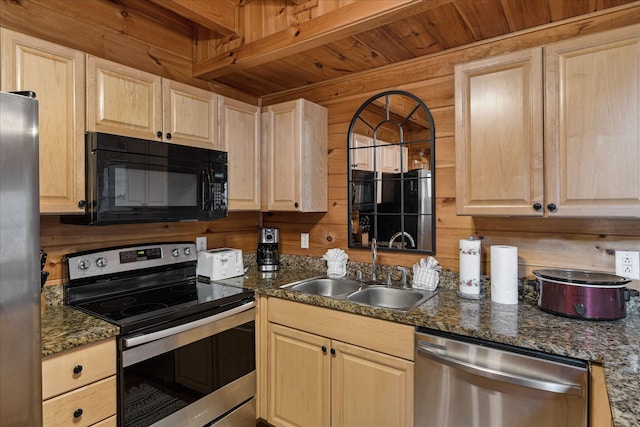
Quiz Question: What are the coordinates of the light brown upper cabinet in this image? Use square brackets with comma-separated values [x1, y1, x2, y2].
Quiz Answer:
[261, 99, 328, 212]
[219, 96, 261, 211]
[1, 29, 86, 214]
[87, 56, 219, 150]
[456, 24, 640, 217]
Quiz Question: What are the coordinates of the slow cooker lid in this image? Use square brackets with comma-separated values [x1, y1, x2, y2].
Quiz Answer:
[533, 268, 630, 286]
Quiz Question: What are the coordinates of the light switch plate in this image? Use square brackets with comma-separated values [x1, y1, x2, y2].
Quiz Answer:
[615, 250, 640, 280]
[301, 233, 309, 249]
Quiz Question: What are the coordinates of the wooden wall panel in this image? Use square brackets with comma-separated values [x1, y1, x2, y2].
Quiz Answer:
[41, 212, 260, 285]
[262, 8, 640, 288]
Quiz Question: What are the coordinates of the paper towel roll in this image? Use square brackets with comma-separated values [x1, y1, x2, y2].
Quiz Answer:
[459, 239, 481, 295]
[490, 245, 518, 304]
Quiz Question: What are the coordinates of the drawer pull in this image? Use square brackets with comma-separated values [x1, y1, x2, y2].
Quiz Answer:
[73, 365, 83, 375]
[73, 408, 83, 418]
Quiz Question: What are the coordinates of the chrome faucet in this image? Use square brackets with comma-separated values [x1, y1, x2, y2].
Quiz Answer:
[397, 266, 409, 288]
[371, 238, 377, 281]
[388, 231, 415, 249]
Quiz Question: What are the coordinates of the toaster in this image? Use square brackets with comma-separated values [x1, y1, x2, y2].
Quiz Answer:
[197, 248, 244, 281]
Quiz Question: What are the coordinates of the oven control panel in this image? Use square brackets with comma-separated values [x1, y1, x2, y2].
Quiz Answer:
[66, 242, 197, 281]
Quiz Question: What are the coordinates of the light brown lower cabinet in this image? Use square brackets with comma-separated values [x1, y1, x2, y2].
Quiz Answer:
[42, 338, 116, 427]
[265, 298, 414, 427]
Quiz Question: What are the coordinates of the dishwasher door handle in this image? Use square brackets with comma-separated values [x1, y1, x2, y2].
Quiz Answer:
[416, 344, 583, 395]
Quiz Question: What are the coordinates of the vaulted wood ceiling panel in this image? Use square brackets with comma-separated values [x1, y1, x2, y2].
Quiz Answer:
[217, 70, 288, 95]
[351, 27, 418, 63]
[146, 0, 235, 35]
[380, 16, 444, 57]
[454, 0, 511, 40]
[547, 0, 596, 21]
[500, 0, 552, 31]
[295, 46, 362, 80]
[323, 37, 394, 72]
[413, 3, 478, 49]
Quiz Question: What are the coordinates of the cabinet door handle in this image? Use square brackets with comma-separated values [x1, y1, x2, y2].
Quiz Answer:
[321, 346, 327, 354]
[73, 408, 83, 418]
[294, 202, 299, 208]
[330, 348, 336, 356]
[166, 132, 172, 140]
[73, 365, 83, 374]
[156, 131, 163, 139]
[547, 203, 557, 213]
[532, 203, 542, 212]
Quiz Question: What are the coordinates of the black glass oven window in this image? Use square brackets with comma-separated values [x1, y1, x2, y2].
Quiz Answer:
[112, 164, 197, 207]
[122, 321, 255, 426]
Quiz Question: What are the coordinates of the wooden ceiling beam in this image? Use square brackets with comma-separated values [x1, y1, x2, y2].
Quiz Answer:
[193, 0, 453, 80]
[147, 0, 236, 36]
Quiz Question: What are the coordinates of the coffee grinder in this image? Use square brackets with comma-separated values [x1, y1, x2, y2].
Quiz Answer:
[257, 227, 279, 271]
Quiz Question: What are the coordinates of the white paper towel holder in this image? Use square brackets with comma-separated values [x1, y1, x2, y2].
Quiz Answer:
[457, 286, 486, 300]
[457, 277, 487, 299]
[457, 290, 486, 300]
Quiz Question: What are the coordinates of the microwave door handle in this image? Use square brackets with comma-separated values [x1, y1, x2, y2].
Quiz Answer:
[201, 168, 212, 210]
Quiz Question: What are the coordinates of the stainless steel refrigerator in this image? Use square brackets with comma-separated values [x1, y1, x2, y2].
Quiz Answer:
[0, 91, 42, 426]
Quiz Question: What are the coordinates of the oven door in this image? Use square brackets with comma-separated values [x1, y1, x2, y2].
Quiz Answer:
[119, 303, 256, 427]
[82, 132, 227, 225]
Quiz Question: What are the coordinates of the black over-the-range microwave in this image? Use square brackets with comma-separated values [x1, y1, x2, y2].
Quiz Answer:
[62, 132, 228, 225]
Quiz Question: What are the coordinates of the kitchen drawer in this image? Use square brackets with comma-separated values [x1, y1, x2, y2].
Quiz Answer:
[42, 338, 116, 399]
[43, 376, 116, 427]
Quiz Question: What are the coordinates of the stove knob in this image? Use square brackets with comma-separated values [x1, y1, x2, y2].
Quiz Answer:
[171, 248, 180, 258]
[96, 257, 108, 268]
[183, 247, 191, 256]
[77, 259, 90, 270]
[574, 303, 587, 316]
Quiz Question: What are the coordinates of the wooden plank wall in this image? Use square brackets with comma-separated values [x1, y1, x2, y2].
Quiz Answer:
[2, 1, 639, 288]
[261, 4, 640, 288]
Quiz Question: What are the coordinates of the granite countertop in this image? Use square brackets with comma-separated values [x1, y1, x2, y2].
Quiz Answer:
[223, 261, 640, 427]
[41, 254, 639, 426]
[41, 305, 119, 357]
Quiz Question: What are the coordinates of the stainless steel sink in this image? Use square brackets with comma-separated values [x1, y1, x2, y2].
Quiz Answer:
[347, 287, 432, 312]
[283, 277, 362, 297]
[281, 276, 437, 312]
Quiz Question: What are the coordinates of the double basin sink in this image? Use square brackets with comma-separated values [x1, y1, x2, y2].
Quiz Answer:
[280, 276, 438, 312]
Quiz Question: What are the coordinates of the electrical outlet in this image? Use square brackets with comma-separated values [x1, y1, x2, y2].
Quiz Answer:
[301, 233, 309, 249]
[615, 250, 640, 280]
[196, 236, 207, 252]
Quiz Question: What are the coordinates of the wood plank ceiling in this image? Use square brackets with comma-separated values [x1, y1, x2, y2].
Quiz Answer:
[123, 0, 638, 97]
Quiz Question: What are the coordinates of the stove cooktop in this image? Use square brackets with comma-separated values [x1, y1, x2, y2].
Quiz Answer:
[65, 242, 253, 335]
[74, 280, 253, 334]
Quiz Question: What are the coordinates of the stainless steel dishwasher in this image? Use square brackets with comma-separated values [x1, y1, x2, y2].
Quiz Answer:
[415, 328, 588, 427]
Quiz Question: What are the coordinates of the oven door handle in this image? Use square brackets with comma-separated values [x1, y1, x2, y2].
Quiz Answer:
[123, 300, 256, 348]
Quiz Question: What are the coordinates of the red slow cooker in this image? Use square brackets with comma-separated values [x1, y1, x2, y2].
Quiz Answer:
[533, 269, 631, 320]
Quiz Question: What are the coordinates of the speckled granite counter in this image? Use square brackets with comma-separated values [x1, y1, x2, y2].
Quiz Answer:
[42, 253, 639, 426]
[41, 305, 119, 357]
[220, 257, 640, 427]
